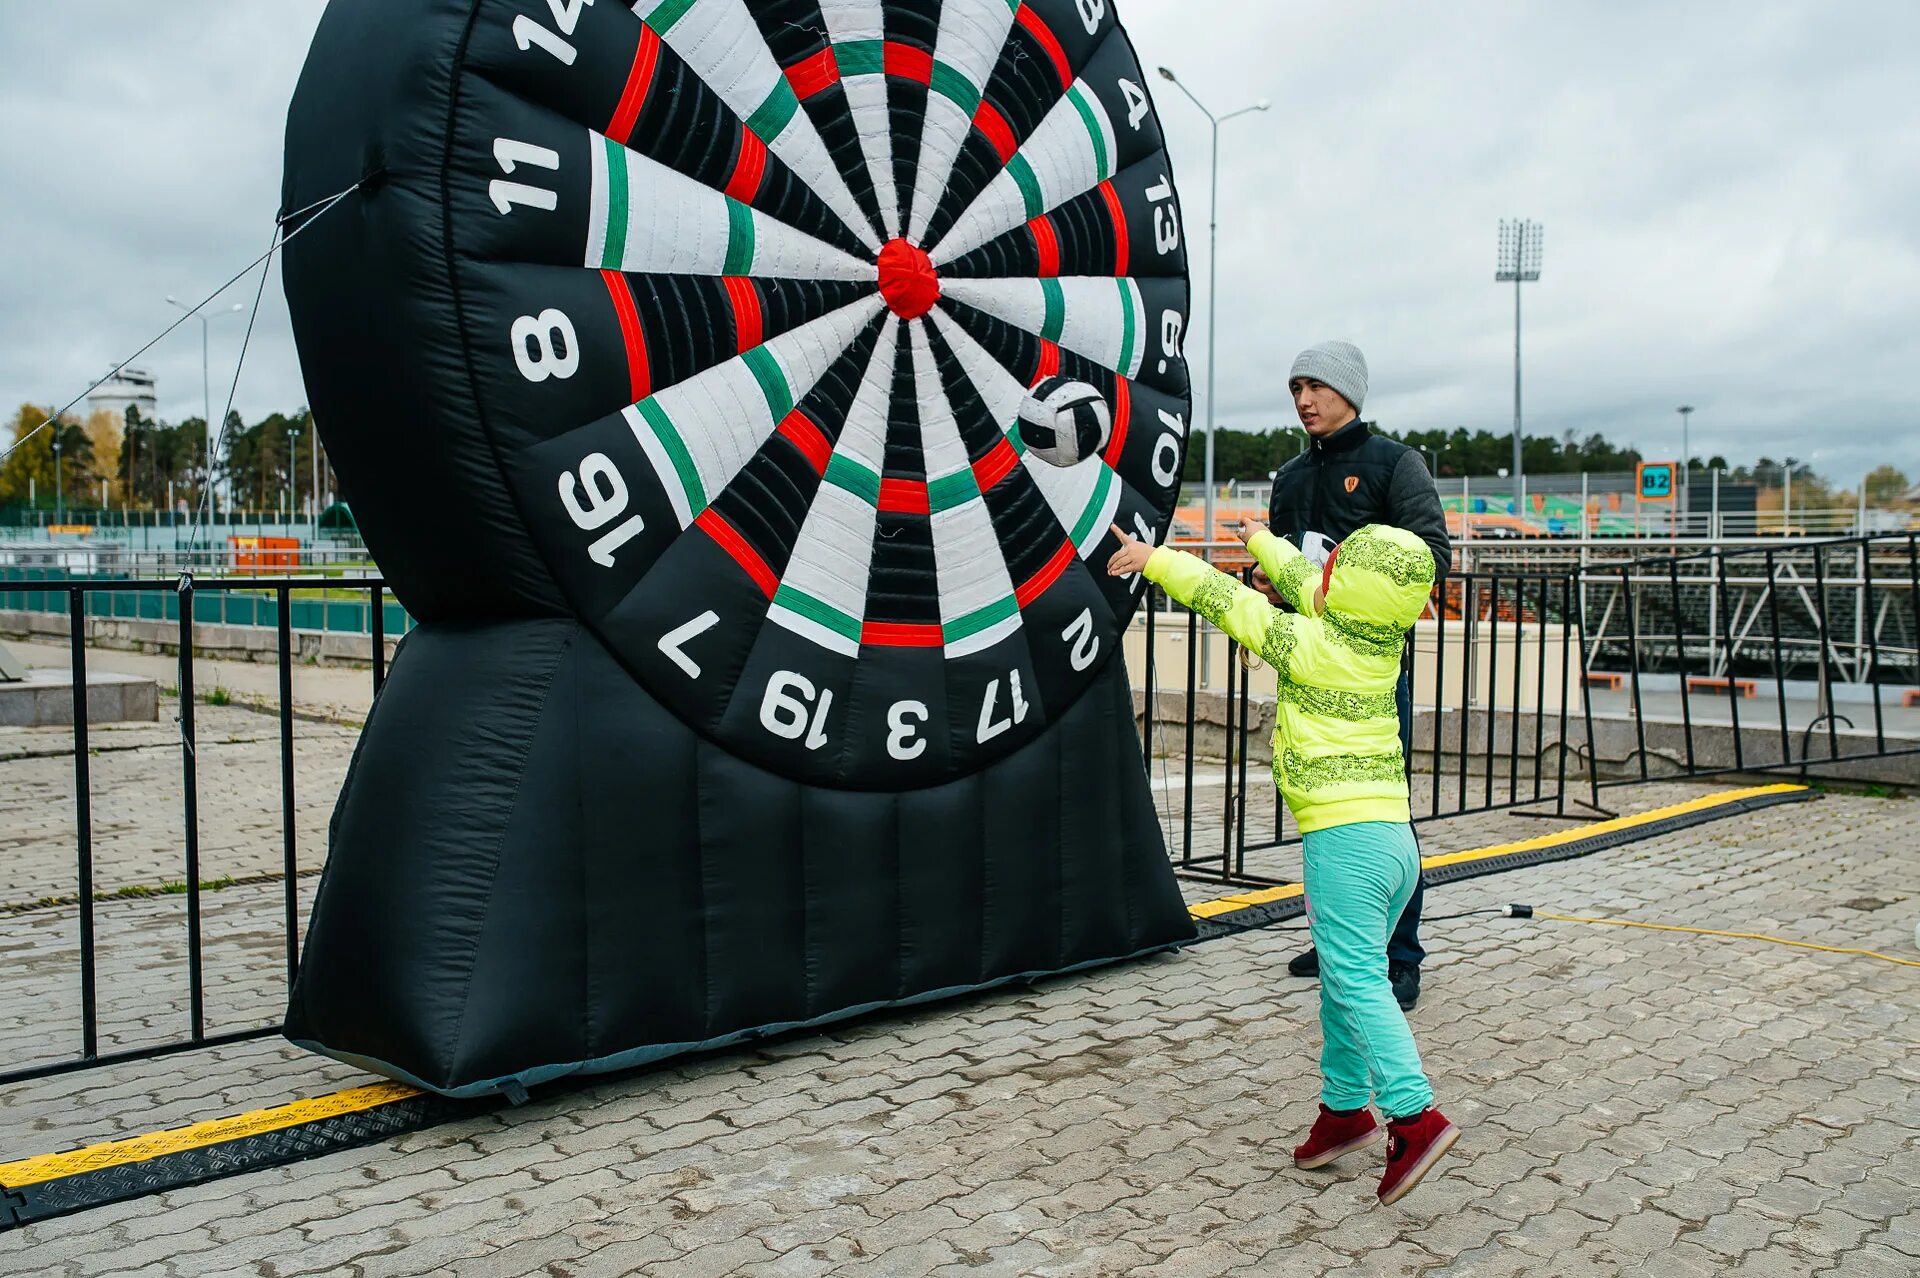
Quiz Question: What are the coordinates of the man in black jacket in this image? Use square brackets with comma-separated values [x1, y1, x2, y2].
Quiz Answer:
[1255, 340, 1450, 1010]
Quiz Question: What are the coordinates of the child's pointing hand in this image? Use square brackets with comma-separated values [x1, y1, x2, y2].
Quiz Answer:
[1106, 524, 1152, 577]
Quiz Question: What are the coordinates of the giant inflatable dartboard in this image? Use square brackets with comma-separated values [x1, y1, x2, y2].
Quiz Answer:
[281, 0, 1196, 1097]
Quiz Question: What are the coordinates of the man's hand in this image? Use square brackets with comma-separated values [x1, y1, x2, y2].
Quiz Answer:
[1236, 517, 1266, 545]
[1249, 565, 1283, 607]
[1106, 523, 1153, 577]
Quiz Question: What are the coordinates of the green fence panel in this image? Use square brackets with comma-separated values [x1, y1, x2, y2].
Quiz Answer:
[0, 570, 414, 637]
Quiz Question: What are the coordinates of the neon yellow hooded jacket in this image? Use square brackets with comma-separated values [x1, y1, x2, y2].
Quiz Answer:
[1141, 525, 1435, 834]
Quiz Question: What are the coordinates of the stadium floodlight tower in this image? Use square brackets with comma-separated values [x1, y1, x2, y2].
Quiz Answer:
[1495, 219, 1544, 502]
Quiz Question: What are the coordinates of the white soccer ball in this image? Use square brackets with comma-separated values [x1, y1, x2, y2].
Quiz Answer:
[1019, 376, 1111, 468]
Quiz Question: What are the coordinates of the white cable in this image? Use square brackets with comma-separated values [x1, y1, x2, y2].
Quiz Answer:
[0, 181, 363, 468]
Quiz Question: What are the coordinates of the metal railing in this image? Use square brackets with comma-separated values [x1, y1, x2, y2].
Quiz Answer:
[1, 565, 411, 638]
[1575, 534, 1920, 782]
[1140, 566, 1601, 884]
[0, 573, 389, 1086]
[4, 535, 1917, 1082]
[1146, 533, 1920, 887]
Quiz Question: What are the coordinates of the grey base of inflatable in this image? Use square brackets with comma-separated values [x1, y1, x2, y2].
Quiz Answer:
[285, 622, 1196, 1098]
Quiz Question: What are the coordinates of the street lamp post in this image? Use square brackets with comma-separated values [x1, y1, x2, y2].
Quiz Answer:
[286, 427, 300, 533]
[166, 297, 243, 511]
[1676, 405, 1694, 533]
[310, 428, 322, 544]
[51, 422, 63, 525]
[1494, 220, 1544, 510]
[1155, 67, 1268, 566]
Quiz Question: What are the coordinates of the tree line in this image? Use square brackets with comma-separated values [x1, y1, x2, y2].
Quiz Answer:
[1182, 424, 1650, 484]
[1181, 422, 1910, 506]
[0, 403, 338, 514]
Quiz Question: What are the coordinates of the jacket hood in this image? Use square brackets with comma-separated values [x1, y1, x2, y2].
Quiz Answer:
[1323, 524, 1434, 632]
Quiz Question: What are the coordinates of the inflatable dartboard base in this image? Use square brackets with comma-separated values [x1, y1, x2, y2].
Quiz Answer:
[281, 0, 1200, 1098]
[284, 622, 1193, 1099]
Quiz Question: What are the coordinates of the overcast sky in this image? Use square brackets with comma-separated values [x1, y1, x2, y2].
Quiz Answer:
[3, 1, 1916, 483]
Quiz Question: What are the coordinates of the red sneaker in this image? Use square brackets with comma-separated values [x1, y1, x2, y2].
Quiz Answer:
[1377, 1108, 1460, 1205]
[1293, 1104, 1382, 1169]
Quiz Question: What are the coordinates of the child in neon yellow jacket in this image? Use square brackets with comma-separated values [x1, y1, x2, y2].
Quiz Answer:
[1108, 519, 1460, 1205]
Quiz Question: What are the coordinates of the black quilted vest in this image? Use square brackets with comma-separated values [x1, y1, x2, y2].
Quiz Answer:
[1267, 421, 1413, 556]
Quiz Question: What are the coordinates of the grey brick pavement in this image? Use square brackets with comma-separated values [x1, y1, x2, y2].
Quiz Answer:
[0, 701, 1915, 1274]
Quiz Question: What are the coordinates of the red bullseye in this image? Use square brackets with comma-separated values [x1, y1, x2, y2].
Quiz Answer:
[876, 238, 940, 319]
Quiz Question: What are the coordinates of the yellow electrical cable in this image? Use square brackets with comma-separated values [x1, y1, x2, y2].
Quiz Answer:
[1533, 911, 1920, 969]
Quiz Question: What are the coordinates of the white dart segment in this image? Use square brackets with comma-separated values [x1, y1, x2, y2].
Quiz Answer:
[816, 0, 905, 241]
[930, 78, 1119, 266]
[910, 324, 1024, 656]
[941, 276, 1146, 381]
[625, 296, 885, 526]
[588, 131, 872, 280]
[633, 0, 882, 251]
[768, 317, 902, 656]
[904, 0, 1019, 242]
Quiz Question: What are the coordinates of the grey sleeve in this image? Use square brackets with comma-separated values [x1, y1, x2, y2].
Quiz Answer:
[1388, 450, 1452, 580]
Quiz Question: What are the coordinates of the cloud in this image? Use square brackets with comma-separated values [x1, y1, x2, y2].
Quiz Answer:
[1128, 0, 1920, 482]
[0, 1, 328, 436]
[2, 0, 1915, 485]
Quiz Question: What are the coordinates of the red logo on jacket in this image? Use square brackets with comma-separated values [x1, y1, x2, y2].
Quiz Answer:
[1344, 475, 1360, 494]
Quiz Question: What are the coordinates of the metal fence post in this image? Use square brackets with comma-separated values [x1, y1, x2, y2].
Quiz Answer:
[1861, 540, 1885, 753]
[1670, 558, 1696, 772]
[372, 582, 387, 696]
[1620, 565, 1649, 782]
[69, 589, 98, 1060]
[278, 586, 300, 987]
[1717, 549, 1746, 773]
[1761, 549, 1791, 766]
[175, 573, 205, 1042]
[1182, 608, 1197, 868]
[1812, 548, 1839, 760]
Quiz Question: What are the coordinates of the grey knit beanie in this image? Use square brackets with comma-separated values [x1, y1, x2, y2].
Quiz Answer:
[1289, 341, 1368, 413]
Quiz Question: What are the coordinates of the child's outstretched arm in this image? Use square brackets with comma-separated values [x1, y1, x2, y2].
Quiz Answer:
[1108, 525, 1300, 671]
[1236, 519, 1322, 616]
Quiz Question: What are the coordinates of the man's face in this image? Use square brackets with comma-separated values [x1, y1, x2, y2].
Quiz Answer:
[1291, 378, 1356, 437]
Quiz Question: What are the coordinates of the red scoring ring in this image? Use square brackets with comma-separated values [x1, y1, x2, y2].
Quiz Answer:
[876, 238, 940, 320]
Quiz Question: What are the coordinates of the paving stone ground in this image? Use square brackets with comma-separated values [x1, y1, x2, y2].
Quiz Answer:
[1, 680, 1916, 1276]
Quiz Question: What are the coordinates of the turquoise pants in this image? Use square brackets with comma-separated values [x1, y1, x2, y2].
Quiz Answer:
[1302, 821, 1433, 1120]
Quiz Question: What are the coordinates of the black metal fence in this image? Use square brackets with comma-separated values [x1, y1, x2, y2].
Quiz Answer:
[1140, 567, 1602, 885]
[1575, 534, 1920, 782]
[1, 574, 387, 1086]
[3, 533, 1916, 1083]
[1147, 533, 1920, 886]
